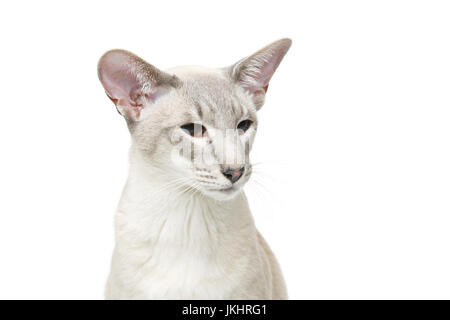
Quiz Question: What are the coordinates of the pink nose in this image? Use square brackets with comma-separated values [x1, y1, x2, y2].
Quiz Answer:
[222, 167, 245, 183]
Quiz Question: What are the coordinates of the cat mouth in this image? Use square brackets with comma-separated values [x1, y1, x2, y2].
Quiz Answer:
[196, 176, 248, 199]
[213, 177, 248, 194]
[220, 185, 237, 192]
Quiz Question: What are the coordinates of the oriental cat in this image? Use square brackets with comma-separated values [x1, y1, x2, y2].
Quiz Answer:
[97, 39, 291, 299]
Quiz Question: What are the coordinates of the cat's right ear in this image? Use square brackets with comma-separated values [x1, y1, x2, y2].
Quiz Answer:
[98, 49, 180, 121]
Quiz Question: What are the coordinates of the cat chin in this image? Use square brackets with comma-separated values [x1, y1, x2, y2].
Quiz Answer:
[200, 186, 243, 201]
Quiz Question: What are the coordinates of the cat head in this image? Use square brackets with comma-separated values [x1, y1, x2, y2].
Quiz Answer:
[98, 39, 291, 201]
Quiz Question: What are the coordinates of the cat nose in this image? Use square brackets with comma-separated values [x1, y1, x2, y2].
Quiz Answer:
[222, 167, 245, 184]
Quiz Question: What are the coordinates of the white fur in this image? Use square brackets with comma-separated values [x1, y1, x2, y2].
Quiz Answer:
[105, 146, 287, 299]
[100, 39, 291, 300]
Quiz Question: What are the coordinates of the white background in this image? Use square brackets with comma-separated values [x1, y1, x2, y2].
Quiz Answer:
[0, 0, 449, 299]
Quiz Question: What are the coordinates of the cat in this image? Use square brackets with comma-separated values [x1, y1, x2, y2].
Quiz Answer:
[97, 38, 292, 299]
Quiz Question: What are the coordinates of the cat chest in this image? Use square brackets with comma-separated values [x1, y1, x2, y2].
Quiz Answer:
[130, 248, 246, 298]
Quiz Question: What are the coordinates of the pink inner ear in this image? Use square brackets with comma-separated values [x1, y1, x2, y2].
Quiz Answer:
[254, 57, 278, 89]
[99, 53, 140, 102]
[98, 50, 150, 121]
[235, 38, 291, 99]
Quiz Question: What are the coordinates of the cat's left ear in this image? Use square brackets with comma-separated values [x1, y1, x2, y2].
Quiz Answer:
[230, 38, 292, 109]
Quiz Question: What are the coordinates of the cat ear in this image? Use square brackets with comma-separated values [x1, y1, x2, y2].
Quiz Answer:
[230, 38, 292, 109]
[98, 49, 180, 121]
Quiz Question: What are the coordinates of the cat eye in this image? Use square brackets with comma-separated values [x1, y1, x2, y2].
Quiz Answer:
[180, 123, 207, 138]
[237, 120, 253, 133]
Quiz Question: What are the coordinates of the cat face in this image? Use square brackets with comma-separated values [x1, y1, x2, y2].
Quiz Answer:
[98, 39, 291, 200]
